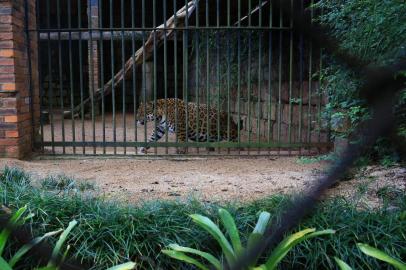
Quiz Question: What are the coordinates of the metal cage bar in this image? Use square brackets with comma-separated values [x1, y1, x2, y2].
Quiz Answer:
[33, 0, 329, 156]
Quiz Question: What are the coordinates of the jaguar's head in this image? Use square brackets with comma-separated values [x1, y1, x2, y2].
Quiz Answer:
[136, 101, 157, 125]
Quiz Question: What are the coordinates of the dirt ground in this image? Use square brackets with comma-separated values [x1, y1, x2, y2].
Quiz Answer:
[0, 157, 404, 205]
[0, 157, 324, 203]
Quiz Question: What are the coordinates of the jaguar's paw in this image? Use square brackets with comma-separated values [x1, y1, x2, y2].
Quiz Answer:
[137, 147, 147, 155]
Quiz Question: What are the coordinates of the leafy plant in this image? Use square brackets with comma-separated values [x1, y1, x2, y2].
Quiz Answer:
[0, 205, 135, 270]
[162, 208, 335, 270]
[335, 243, 406, 270]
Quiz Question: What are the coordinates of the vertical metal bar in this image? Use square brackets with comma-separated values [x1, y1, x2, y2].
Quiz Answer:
[142, 0, 147, 154]
[267, 0, 273, 153]
[308, 0, 314, 151]
[153, 0, 158, 155]
[184, 0, 189, 154]
[174, 0, 178, 153]
[121, 0, 126, 155]
[88, 0, 96, 155]
[164, 0, 168, 155]
[247, 0, 252, 155]
[317, 9, 324, 147]
[99, 0, 106, 154]
[68, 0, 76, 155]
[226, 0, 231, 154]
[78, 0, 85, 154]
[237, 0, 241, 154]
[288, 0, 294, 155]
[277, 0, 283, 155]
[35, 0, 45, 153]
[298, 0, 304, 155]
[195, 1, 200, 154]
[131, 0, 137, 155]
[109, 0, 116, 155]
[206, 0, 210, 152]
[56, 0, 65, 154]
[257, 1, 263, 154]
[216, 0, 220, 153]
[46, 0, 55, 154]
[317, 48, 323, 148]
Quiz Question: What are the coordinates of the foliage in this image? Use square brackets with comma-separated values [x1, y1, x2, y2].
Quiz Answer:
[0, 205, 135, 270]
[315, 0, 406, 161]
[0, 167, 405, 269]
[41, 175, 95, 193]
[0, 204, 72, 270]
[335, 243, 406, 270]
[163, 208, 334, 269]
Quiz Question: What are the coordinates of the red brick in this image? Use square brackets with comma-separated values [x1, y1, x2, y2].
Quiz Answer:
[1, 83, 15, 91]
[0, 138, 18, 146]
[5, 130, 18, 138]
[4, 115, 17, 122]
[5, 146, 19, 155]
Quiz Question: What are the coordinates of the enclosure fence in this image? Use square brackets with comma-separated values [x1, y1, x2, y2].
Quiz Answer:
[9, 0, 406, 269]
[32, 0, 331, 156]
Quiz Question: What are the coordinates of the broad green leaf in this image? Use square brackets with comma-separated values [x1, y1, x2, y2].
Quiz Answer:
[162, 250, 209, 270]
[334, 257, 353, 270]
[357, 243, 406, 270]
[168, 244, 221, 270]
[0, 256, 12, 270]
[0, 205, 28, 256]
[218, 209, 242, 255]
[9, 229, 62, 267]
[35, 267, 57, 270]
[47, 220, 78, 267]
[265, 229, 335, 270]
[190, 214, 235, 265]
[251, 265, 267, 270]
[247, 211, 271, 250]
[105, 262, 137, 270]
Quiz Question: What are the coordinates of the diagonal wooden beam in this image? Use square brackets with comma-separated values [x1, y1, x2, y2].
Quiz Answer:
[72, 1, 197, 115]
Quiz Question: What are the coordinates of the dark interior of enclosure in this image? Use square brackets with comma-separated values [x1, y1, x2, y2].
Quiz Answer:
[37, 0, 316, 112]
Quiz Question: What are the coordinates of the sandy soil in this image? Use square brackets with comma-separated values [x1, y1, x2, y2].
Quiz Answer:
[0, 157, 324, 203]
[0, 157, 404, 205]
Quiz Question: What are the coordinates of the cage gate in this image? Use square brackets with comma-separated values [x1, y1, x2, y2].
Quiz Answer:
[31, 0, 331, 157]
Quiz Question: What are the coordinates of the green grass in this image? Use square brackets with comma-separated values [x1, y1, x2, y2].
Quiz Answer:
[41, 175, 95, 192]
[0, 167, 405, 269]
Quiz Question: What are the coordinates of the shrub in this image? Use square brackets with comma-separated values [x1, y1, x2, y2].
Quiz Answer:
[162, 208, 334, 269]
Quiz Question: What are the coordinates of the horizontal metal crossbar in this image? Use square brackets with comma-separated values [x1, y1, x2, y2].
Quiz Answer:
[34, 26, 293, 32]
[38, 141, 332, 149]
[39, 31, 146, 41]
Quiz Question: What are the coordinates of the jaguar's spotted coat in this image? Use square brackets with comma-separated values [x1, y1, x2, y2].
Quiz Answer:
[136, 98, 241, 154]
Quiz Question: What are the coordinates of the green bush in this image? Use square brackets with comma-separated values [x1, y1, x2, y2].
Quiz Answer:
[315, 0, 406, 161]
[163, 208, 334, 269]
[0, 205, 135, 270]
[0, 167, 405, 269]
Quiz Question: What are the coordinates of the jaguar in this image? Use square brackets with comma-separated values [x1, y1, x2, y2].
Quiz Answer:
[136, 98, 242, 154]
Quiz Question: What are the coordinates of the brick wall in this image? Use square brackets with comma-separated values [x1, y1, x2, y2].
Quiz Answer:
[0, 0, 39, 158]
